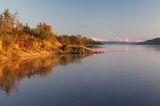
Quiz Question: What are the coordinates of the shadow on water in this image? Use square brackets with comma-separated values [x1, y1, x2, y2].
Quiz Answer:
[0, 54, 91, 95]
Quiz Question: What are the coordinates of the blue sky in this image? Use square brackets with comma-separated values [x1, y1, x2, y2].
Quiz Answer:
[1, 0, 160, 40]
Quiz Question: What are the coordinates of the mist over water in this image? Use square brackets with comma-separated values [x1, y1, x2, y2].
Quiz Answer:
[1, 45, 160, 106]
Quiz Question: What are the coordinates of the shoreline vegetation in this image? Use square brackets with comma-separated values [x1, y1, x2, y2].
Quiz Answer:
[0, 9, 103, 61]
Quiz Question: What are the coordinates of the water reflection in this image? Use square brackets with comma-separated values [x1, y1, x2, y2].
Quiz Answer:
[0, 54, 91, 95]
[143, 45, 160, 51]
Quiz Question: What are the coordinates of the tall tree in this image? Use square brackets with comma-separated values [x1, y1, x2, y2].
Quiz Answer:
[34, 22, 56, 40]
[0, 9, 18, 35]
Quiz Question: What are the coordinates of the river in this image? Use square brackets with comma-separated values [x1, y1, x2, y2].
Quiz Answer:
[0, 45, 160, 106]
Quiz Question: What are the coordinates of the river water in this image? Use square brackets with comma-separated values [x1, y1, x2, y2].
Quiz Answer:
[1, 45, 160, 106]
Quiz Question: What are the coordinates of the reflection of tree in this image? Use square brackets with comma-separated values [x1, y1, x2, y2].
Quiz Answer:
[0, 54, 91, 95]
[59, 54, 89, 65]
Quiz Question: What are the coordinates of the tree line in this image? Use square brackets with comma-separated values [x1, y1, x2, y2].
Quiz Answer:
[0, 9, 97, 51]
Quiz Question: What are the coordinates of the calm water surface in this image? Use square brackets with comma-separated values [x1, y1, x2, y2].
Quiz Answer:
[1, 45, 160, 106]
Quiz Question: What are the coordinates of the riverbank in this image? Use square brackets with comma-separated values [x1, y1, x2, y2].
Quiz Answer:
[0, 45, 104, 62]
[0, 9, 104, 62]
[0, 50, 52, 62]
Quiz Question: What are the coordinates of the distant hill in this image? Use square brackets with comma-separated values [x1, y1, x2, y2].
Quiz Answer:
[102, 37, 160, 45]
[139, 37, 160, 45]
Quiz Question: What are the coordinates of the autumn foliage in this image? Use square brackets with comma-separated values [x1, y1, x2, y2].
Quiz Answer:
[0, 9, 98, 57]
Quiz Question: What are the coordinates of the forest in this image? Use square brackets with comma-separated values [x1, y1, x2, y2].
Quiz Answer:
[0, 9, 101, 59]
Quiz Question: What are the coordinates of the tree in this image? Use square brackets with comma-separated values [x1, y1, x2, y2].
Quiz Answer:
[22, 23, 34, 35]
[57, 35, 71, 45]
[0, 9, 18, 35]
[34, 22, 56, 40]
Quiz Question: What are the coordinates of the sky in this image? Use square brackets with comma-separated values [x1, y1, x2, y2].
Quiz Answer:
[1, 0, 160, 41]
